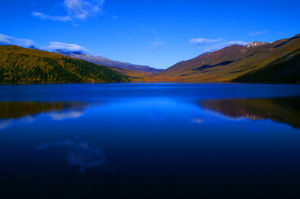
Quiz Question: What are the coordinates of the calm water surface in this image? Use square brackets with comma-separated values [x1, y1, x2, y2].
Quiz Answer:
[0, 83, 300, 199]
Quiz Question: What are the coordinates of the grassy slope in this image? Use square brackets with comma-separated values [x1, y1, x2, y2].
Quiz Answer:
[0, 45, 128, 83]
[161, 45, 247, 77]
[234, 49, 300, 83]
[160, 34, 300, 83]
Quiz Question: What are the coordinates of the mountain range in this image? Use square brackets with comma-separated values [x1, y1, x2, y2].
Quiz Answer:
[159, 34, 300, 83]
[54, 50, 161, 73]
[0, 34, 299, 84]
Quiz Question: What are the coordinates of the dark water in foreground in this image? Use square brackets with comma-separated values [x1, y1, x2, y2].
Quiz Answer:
[0, 83, 300, 199]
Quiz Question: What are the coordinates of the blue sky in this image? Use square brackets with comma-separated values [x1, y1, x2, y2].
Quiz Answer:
[0, 0, 300, 69]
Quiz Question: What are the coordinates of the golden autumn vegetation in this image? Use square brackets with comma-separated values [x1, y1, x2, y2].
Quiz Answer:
[0, 45, 129, 83]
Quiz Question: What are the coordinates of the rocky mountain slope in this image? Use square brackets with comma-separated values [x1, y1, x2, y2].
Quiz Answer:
[246, 41, 268, 48]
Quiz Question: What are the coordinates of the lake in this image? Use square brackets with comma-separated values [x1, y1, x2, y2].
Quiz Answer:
[0, 83, 300, 199]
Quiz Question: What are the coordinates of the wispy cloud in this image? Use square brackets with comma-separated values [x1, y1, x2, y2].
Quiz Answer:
[205, 41, 249, 52]
[32, 12, 72, 22]
[189, 37, 249, 52]
[0, 33, 91, 53]
[278, 32, 286, 36]
[148, 39, 164, 52]
[147, 29, 164, 52]
[190, 38, 223, 45]
[64, 0, 105, 20]
[32, 0, 105, 22]
[43, 41, 88, 52]
[0, 33, 36, 47]
[249, 30, 269, 36]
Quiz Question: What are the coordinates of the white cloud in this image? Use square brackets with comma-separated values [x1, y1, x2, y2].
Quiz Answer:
[189, 36, 249, 52]
[32, 12, 72, 22]
[190, 38, 223, 45]
[32, 0, 105, 22]
[148, 39, 164, 52]
[0, 33, 36, 47]
[205, 41, 249, 52]
[65, 0, 105, 20]
[44, 41, 87, 52]
[0, 33, 90, 53]
[249, 30, 269, 36]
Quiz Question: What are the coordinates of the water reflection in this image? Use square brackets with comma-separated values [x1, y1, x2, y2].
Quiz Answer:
[0, 120, 13, 129]
[37, 140, 106, 173]
[0, 101, 93, 130]
[191, 117, 204, 123]
[0, 102, 90, 119]
[200, 97, 300, 129]
[49, 111, 84, 120]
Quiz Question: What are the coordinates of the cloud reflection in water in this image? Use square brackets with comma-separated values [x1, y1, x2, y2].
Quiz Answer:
[0, 119, 13, 130]
[49, 111, 84, 120]
[0, 101, 94, 130]
[37, 140, 106, 173]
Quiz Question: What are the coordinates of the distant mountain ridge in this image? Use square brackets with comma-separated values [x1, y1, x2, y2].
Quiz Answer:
[54, 50, 162, 73]
[160, 34, 300, 83]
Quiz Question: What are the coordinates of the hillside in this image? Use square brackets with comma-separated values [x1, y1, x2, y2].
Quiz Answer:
[161, 34, 300, 83]
[234, 49, 300, 83]
[0, 45, 128, 83]
[54, 50, 161, 74]
[53, 50, 163, 82]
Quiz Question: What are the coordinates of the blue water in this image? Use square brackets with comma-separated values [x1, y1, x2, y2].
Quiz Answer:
[0, 83, 300, 198]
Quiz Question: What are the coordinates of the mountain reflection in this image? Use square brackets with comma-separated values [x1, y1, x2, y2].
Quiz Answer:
[0, 101, 95, 130]
[200, 97, 300, 129]
[0, 101, 90, 119]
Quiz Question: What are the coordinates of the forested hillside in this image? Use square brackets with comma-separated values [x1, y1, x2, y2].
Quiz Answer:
[0, 45, 128, 83]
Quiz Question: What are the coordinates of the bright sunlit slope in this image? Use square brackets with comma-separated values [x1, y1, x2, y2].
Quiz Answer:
[161, 34, 300, 83]
[0, 45, 129, 83]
